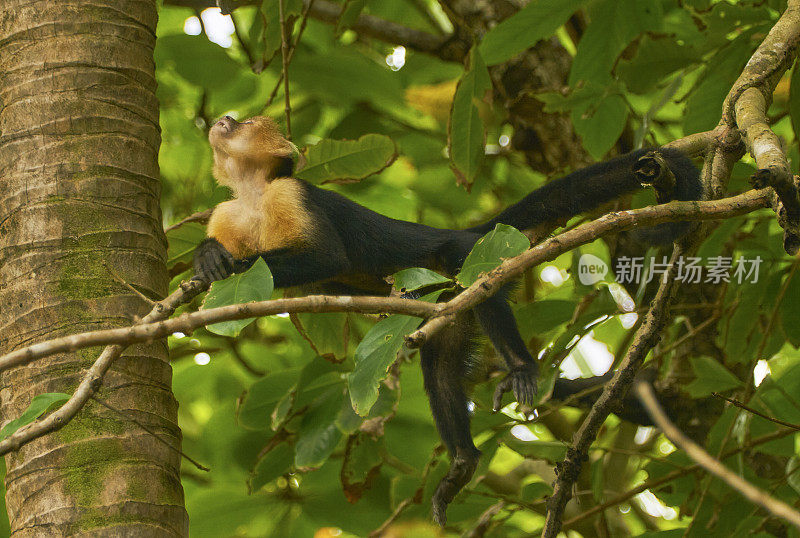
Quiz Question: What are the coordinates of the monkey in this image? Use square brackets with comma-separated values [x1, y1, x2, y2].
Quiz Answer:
[193, 115, 701, 525]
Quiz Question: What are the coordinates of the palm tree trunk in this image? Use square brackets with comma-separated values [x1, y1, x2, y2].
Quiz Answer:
[0, 1, 188, 535]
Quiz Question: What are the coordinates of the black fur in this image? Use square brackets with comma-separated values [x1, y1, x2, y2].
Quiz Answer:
[470, 147, 701, 241]
[275, 155, 295, 178]
[193, 148, 701, 524]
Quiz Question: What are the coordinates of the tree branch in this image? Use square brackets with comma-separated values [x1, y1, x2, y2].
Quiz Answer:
[164, 0, 467, 61]
[0, 279, 208, 457]
[0, 294, 440, 373]
[406, 189, 771, 349]
[724, 0, 800, 253]
[541, 245, 686, 537]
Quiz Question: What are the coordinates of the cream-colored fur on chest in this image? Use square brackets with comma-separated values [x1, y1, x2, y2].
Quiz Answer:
[207, 177, 313, 258]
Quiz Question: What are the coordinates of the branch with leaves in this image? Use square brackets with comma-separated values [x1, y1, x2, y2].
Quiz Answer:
[0, 185, 773, 458]
[1, 189, 771, 374]
[539, 2, 800, 534]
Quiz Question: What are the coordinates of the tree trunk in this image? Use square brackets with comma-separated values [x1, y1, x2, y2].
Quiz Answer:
[0, 1, 188, 536]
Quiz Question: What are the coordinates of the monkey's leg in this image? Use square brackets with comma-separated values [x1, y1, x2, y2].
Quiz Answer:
[420, 317, 481, 527]
[472, 287, 538, 410]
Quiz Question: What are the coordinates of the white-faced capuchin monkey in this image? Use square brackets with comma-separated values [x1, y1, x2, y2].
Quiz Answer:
[193, 115, 701, 525]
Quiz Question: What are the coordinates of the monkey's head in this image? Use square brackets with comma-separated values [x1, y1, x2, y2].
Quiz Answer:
[209, 115, 296, 187]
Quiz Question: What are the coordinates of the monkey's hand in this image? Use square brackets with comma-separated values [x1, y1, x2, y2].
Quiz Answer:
[493, 364, 538, 412]
[194, 238, 236, 282]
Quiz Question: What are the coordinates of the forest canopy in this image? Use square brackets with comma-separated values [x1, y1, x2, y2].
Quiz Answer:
[3, 0, 800, 536]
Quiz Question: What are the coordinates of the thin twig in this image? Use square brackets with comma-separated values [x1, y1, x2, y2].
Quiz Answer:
[656, 311, 720, 356]
[562, 427, 798, 528]
[462, 501, 506, 538]
[712, 392, 800, 431]
[405, 189, 771, 349]
[265, 0, 315, 110]
[102, 262, 157, 306]
[164, 208, 213, 233]
[227, 338, 266, 376]
[0, 294, 441, 372]
[635, 380, 800, 530]
[92, 395, 210, 472]
[231, 10, 257, 68]
[278, 0, 292, 139]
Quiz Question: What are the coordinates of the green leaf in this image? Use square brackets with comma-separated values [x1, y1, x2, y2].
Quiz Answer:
[249, 442, 294, 492]
[186, 486, 285, 538]
[155, 35, 241, 90]
[572, 92, 628, 160]
[201, 258, 274, 337]
[515, 300, 577, 339]
[504, 438, 569, 462]
[348, 314, 422, 416]
[336, 0, 368, 35]
[292, 312, 349, 362]
[166, 222, 206, 268]
[781, 270, 800, 347]
[237, 368, 300, 430]
[479, 0, 588, 65]
[456, 224, 529, 287]
[448, 47, 491, 188]
[536, 83, 607, 114]
[522, 481, 553, 501]
[0, 393, 70, 441]
[392, 267, 451, 292]
[685, 356, 743, 398]
[295, 134, 397, 184]
[569, 0, 663, 86]
[341, 433, 384, 502]
[257, 0, 303, 64]
[295, 388, 346, 468]
[617, 36, 700, 94]
[271, 390, 295, 430]
[290, 49, 405, 107]
[538, 81, 628, 158]
[683, 29, 760, 134]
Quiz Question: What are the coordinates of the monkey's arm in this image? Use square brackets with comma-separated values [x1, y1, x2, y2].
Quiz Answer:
[194, 238, 350, 288]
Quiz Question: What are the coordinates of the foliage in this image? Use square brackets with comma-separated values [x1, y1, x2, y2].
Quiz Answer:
[149, 1, 800, 536]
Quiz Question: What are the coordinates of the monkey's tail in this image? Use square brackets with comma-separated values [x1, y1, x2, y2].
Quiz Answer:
[467, 147, 702, 243]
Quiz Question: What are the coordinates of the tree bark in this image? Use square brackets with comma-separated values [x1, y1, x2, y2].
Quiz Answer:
[0, 1, 188, 536]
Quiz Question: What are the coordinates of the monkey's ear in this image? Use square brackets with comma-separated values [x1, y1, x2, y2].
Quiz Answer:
[272, 139, 298, 158]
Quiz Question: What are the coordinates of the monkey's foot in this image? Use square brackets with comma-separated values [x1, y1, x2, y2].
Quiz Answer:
[431, 450, 480, 527]
[194, 238, 235, 282]
[493, 365, 538, 411]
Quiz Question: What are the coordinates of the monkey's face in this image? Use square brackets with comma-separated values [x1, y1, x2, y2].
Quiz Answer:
[209, 115, 294, 161]
[209, 115, 295, 187]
